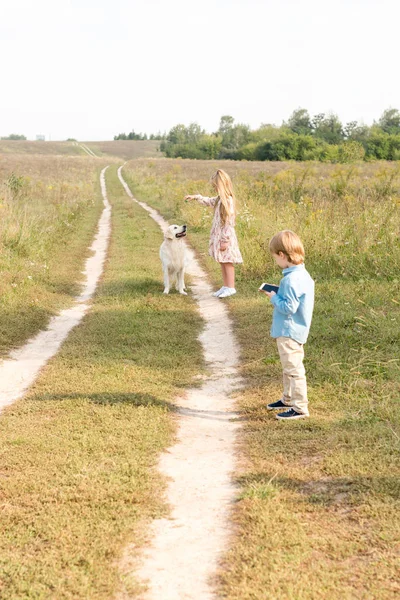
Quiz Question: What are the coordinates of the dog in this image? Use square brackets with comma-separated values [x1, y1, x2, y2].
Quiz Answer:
[159, 224, 188, 295]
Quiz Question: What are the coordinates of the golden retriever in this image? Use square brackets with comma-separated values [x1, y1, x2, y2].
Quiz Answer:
[159, 224, 188, 294]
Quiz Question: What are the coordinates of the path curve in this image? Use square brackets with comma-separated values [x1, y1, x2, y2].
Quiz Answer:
[0, 167, 111, 413]
[117, 166, 241, 600]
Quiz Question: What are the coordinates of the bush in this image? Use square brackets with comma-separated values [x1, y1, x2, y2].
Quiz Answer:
[236, 143, 259, 161]
[338, 141, 366, 163]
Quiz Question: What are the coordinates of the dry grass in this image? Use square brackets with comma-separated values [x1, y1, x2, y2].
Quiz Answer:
[0, 141, 84, 155]
[84, 140, 161, 160]
[122, 158, 400, 599]
[0, 154, 116, 354]
[0, 166, 204, 598]
[0, 140, 161, 160]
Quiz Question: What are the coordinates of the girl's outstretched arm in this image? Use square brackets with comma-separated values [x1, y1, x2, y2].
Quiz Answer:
[185, 194, 218, 207]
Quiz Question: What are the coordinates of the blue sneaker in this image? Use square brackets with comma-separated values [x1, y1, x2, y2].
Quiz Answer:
[276, 408, 308, 420]
[267, 399, 289, 410]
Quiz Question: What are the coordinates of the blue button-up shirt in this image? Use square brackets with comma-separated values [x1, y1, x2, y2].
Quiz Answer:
[270, 264, 315, 344]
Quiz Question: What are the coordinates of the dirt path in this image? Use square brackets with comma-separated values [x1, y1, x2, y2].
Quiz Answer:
[0, 167, 111, 413]
[117, 167, 241, 600]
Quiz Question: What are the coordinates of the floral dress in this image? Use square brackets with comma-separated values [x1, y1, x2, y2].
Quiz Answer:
[194, 195, 243, 264]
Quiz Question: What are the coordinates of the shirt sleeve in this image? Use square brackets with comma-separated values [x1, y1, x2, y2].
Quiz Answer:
[193, 195, 218, 207]
[270, 281, 300, 315]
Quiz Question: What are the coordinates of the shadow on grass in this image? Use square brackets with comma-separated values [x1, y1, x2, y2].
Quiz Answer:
[30, 392, 244, 423]
[100, 277, 163, 297]
[236, 471, 400, 505]
[0, 305, 54, 357]
[31, 391, 171, 408]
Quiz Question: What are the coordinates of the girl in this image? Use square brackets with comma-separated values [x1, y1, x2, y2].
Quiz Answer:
[185, 169, 242, 298]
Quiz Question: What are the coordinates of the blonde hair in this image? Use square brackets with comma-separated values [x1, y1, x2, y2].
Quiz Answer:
[269, 230, 305, 265]
[210, 169, 236, 224]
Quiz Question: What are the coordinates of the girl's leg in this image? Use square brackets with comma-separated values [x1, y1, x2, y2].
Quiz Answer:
[220, 263, 228, 287]
[223, 263, 235, 288]
[217, 263, 236, 297]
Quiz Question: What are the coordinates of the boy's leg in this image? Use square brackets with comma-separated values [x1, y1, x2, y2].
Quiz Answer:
[276, 337, 308, 415]
[276, 338, 293, 404]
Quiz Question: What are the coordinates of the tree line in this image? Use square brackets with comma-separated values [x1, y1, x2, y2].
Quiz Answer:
[158, 109, 400, 162]
[113, 130, 164, 141]
[1, 134, 27, 140]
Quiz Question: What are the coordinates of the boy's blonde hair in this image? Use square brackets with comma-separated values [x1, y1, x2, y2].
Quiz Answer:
[210, 169, 236, 224]
[269, 230, 305, 265]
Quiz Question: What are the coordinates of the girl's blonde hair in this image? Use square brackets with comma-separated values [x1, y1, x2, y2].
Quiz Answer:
[210, 169, 236, 224]
[269, 230, 305, 265]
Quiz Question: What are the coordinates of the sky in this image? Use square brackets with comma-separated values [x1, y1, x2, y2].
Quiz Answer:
[1, 0, 399, 141]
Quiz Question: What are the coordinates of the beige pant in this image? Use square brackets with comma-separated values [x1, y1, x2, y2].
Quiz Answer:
[276, 336, 309, 415]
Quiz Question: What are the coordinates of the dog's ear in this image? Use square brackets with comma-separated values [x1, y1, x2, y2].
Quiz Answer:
[164, 229, 174, 240]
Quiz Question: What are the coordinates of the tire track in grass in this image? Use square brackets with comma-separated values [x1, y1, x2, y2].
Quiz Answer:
[117, 166, 241, 600]
[0, 166, 111, 413]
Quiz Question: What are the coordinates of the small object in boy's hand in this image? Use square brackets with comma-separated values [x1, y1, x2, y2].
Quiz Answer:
[259, 283, 279, 294]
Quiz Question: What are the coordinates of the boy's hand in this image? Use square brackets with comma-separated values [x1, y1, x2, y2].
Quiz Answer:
[262, 291, 276, 298]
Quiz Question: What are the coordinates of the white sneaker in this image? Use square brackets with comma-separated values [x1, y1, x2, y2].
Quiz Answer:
[213, 287, 226, 297]
[218, 287, 236, 298]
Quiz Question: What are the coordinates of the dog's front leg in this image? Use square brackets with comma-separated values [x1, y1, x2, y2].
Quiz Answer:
[177, 269, 187, 295]
[163, 268, 170, 294]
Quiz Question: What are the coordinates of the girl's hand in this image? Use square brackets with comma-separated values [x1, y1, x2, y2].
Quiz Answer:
[184, 195, 196, 201]
[220, 241, 228, 252]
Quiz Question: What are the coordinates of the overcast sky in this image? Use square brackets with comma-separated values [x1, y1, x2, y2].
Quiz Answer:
[1, 0, 399, 141]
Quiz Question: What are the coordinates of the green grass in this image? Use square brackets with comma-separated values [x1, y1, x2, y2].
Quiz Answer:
[0, 165, 204, 598]
[0, 155, 116, 355]
[122, 159, 400, 599]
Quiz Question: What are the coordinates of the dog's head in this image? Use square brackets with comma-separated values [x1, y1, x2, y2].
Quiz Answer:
[164, 224, 187, 240]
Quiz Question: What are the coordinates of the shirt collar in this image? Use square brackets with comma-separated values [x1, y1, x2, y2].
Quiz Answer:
[282, 264, 305, 275]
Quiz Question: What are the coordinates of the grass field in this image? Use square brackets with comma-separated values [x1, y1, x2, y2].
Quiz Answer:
[85, 140, 161, 160]
[1, 149, 399, 598]
[122, 158, 400, 599]
[0, 154, 116, 355]
[0, 165, 204, 598]
[0, 140, 161, 160]
[0, 141, 85, 155]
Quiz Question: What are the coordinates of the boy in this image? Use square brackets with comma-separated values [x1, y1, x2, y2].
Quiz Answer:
[262, 230, 314, 420]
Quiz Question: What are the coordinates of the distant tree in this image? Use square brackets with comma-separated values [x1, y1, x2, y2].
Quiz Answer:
[127, 130, 144, 140]
[198, 134, 222, 159]
[150, 131, 165, 140]
[387, 135, 400, 160]
[217, 116, 251, 150]
[1, 134, 27, 140]
[186, 122, 204, 144]
[250, 124, 282, 143]
[218, 115, 235, 136]
[286, 108, 313, 135]
[312, 113, 344, 144]
[217, 115, 251, 150]
[156, 108, 400, 163]
[365, 130, 390, 159]
[114, 130, 147, 140]
[167, 124, 188, 145]
[378, 108, 400, 134]
[344, 121, 369, 143]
